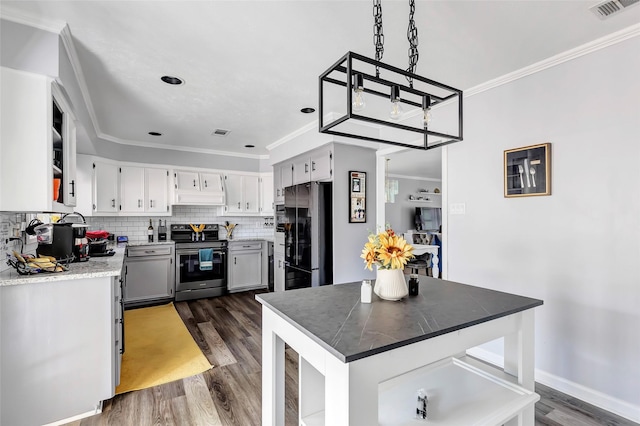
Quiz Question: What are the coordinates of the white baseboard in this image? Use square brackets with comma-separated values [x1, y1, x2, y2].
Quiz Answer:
[42, 402, 103, 426]
[466, 347, 640, 423]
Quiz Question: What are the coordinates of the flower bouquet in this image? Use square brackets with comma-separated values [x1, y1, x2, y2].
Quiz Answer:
[360, 227, 414, 300]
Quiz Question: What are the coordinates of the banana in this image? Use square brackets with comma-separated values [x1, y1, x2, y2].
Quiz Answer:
[12, 250, 26, 263]
[27, 256, 56, 263]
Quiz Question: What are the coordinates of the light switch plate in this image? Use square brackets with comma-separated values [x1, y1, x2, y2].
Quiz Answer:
[450, 203, 466, 215]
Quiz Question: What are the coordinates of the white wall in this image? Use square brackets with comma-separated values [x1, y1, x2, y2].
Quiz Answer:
[0, 19, 59, 77]
[446, 36, 640, 420]
[332, 143, 377, 284]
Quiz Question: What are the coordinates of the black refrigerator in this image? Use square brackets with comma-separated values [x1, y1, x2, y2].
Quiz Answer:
[283, 182, 333, 290]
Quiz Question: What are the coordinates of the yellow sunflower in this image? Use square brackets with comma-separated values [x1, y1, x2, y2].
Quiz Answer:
[361, 227, 414, 270]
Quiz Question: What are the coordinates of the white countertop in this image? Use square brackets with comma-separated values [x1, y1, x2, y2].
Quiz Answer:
[0, 245, 126, 286]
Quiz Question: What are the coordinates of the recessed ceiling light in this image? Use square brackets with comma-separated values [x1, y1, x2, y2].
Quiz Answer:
[148, 131, 162, 136]
[300, 107, 316, 114]
[245, 144, 255, 148]
[161, 75, 184, 85]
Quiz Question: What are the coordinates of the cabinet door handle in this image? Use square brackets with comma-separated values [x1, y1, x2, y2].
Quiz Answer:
[112, 199, 116, 208]
[138, 199, 142, 208]
[204, 180, 208, 188]
[150, 200, 154, 208]
[278, 260, 282, 268]
[312, 161, 316, 171]
[238, 202, 241, 209]
[144, 250, 156, 254]
[70, 180, 75, 197]
[234, 257, 237, 265]
[305, 163, 309, 173]
[246, 202, 249, 210]
[193, 179, 197, 187]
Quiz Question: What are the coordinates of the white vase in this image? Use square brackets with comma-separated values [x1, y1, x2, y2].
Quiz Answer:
[374, 268, 408, 301]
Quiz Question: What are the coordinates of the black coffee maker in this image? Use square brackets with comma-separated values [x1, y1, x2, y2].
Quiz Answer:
[59, 212, 89, 262]
[35, 223, 74, 260]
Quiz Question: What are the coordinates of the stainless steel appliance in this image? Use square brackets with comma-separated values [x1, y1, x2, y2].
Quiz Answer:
[283, 182, 333, 290]
[171, 224, 227, 301]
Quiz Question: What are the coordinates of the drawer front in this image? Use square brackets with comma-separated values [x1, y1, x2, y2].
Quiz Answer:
[127, 245, 172, 257]
[229, 242, 262, 252]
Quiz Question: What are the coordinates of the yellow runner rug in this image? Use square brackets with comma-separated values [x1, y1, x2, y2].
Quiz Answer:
[116, 303, 212, 395]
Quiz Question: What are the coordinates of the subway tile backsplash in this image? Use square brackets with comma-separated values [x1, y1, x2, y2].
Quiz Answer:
[1, 207, 274, 272]
[84, 206, 274, 242]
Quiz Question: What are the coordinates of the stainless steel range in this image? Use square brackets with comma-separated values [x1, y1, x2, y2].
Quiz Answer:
[171, 224, 227, 301]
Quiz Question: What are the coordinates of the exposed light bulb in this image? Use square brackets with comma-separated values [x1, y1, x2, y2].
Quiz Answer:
[422, 95, 432, 127]
[352, 73, 366, 112]
[389, 85, 403, 120]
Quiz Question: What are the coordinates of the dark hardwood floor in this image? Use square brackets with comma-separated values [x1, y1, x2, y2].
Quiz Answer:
[68, 290, 637, 426]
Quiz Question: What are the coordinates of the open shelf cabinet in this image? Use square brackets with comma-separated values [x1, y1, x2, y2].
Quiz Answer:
[300, 356, 538, 426]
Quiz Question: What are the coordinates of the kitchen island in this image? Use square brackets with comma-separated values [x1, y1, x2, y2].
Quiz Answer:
[0, 247, 125, 425]
[257, 276, 543, 426]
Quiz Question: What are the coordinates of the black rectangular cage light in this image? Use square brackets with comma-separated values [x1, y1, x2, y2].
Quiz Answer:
[319, 51, 463, 150]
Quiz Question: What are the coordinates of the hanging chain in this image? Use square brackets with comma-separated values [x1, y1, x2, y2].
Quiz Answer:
[373, 0, 384, 78]
[406, 0, 419, 87]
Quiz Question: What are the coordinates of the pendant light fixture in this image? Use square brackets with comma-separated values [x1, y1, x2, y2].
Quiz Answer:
[319, 0, 463, 150]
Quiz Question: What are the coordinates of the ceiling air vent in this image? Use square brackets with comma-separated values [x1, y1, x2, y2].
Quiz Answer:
[212, 129, 231, 137]
[590, 0, 639, 19]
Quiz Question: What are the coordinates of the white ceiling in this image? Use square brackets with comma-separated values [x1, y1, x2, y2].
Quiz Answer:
[2, 1, 639, 179]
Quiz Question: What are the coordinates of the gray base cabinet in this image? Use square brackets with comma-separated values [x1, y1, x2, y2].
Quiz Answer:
[228, 241, 264, 292]
[0, 275, 121, 426]
[124, 245, 174, 306]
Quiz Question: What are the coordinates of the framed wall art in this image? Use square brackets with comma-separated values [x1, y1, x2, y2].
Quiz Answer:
[504, 143, 551, 197]
[349, 171, 366, 223]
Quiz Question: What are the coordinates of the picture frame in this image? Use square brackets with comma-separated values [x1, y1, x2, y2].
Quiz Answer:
[349, 171, 366, 223]
[504, 143, 551, 197]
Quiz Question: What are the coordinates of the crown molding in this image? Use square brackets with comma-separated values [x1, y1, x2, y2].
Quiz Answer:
[59, 25, 104, 139]
[100, 132, 268, 160]
[0, 6, 65, 33]
[266, 119, 318, 151]
[465, 23, 640, 98]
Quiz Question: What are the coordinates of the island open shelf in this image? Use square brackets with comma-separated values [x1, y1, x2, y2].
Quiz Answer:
[257, 276, 543, 426]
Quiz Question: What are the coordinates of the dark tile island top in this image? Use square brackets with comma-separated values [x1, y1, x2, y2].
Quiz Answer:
[256, 277, 543, 363]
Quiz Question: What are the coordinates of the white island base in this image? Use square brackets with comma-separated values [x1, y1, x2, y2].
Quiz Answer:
[259, 279, 541, 426]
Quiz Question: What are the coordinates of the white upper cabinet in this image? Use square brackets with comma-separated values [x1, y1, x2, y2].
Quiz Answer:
[93, 162, 119, 214]
[290, 146, 333, 186]
[260, 174, 274, 215]
[90, 162, 170, 216]
[145, 168, 169, 213]
[119, 166, 145, 213]
[0, 67, 77, 212]
[310, 148, 332, 181]
[175, 171, 201, 191]
[173, 170, 225, 205]
[274, 163, 293, 205]
[199, 172, 224, 196]
[119, 166, 170, 214]
[222, 174, 260, 215]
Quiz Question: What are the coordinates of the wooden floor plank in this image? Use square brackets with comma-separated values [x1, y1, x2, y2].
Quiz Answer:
[183, 374, 223, 426]
[197, 320, 237, 367]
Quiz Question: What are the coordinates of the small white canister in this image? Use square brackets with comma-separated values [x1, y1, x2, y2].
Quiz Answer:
[361, 279, 372, 303]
